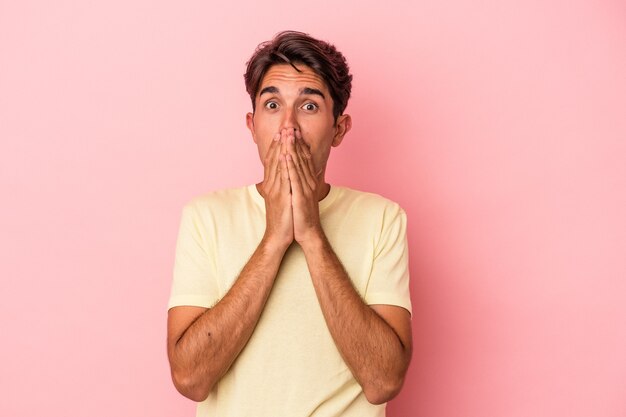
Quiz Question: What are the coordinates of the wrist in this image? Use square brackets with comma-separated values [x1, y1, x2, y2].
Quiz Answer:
[260, 233, 292, 254]
[297, 228, 327, 253]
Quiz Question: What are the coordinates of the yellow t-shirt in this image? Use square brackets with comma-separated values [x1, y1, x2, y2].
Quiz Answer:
[169, 184, 411, 417]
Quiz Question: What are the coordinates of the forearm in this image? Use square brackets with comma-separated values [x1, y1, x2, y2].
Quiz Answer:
[168, 237, 288, 401]
[301, 234, 411, 404]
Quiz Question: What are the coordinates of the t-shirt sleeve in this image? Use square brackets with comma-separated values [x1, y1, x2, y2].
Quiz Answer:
[167, 202, 219, 310]
[364, 203, 412, 315]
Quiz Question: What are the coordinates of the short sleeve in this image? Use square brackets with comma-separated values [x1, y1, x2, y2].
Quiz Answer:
[364, 204, 412, 315]
[167, 202, 219, 310]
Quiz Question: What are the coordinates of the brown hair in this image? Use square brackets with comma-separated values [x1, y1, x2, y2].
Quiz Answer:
[244, 30, 352, 122]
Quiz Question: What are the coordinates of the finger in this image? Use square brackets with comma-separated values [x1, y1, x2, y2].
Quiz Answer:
[286, 153, 304, 197]
[292, 151, 311, 195]
[269, 146, 284, 195]
[280, 128, 290, 155]
[262, 140, 272, 184]
[292, 130, 315, 175]
[264, 133, 282, 189]
[291, 140, 311, 193]
[285, 129, 305, 178]
[280, 153, 291, 195]
[298, 138, 319, 181]
[263, 133, 280, 171]
[294, 129, 312, 158]
[281, 129, 299, 196]
[295, 138, 315, 190]
[280, 129, 289, 169]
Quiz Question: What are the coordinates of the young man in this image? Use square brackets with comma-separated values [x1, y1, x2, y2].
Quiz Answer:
[167, 31, 412, 417]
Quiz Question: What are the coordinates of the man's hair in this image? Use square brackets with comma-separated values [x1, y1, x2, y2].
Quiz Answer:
[244, 30, 353, 122]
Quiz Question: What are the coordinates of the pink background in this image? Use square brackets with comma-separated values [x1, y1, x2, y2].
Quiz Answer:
[1, 1, 625, 416]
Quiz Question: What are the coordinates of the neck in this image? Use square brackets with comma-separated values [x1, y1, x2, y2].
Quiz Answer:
[255, 180, 331, 202]
[316, 181, 331, 202]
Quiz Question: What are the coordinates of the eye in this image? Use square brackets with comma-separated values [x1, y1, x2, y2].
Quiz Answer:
[264, 101, 279, 110]
[302, 102, 318, 112]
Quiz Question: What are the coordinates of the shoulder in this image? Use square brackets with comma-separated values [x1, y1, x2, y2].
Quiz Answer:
[333, 185, 406, 218]
[183, 184, 254, 213]
[178, 185, 259, 229]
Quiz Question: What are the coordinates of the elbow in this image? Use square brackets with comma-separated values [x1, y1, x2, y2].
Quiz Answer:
[171, 370, 212, 402]
[363, 375, 405, 405]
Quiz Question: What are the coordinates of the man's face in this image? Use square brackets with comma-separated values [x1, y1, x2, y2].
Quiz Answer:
[246, 64, 351, 179]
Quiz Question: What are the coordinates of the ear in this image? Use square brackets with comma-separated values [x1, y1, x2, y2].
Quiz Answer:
[332, 114, 352, 147]
[246, 112, 257, 143]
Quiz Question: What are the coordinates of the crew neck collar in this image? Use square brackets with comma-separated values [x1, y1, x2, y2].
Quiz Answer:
[248, 183, 340, 213]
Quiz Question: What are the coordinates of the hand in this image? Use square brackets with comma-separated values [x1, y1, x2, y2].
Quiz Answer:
[284, 128, 324, 246]
[258, 131, 293, 249]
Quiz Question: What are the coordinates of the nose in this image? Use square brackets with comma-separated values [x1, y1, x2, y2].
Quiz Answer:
[280, 108, 299, 133]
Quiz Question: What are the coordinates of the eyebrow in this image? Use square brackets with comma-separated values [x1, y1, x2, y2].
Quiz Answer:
[259, 86, 326, 99]
[302, 87, 325, 99]
[259, 86, 279, 96]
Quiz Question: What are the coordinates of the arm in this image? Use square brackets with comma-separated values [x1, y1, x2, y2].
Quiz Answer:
[300, 236, 412, 404]
[285, 133, 412, 404]
[167, 238, 287, 401]
[167, 134, 293, 402]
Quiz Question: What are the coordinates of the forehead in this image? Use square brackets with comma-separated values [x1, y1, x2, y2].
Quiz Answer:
[259, 64, 328, 94]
